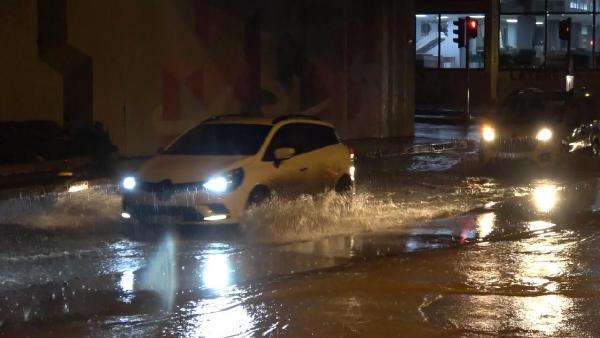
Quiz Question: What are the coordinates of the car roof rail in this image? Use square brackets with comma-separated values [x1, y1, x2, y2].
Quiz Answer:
[271, 114, 320, 124]
[201, 114, 258, 123]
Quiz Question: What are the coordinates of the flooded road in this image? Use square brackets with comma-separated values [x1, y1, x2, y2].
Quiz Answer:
[1, 151, 600, 337]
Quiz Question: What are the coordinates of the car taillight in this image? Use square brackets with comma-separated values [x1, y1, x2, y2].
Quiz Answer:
[347, 146, 355, 160]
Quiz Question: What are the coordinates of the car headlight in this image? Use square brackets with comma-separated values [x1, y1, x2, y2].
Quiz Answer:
[203, 168, 244, 193]
[482, 126, 496, 142]
[122, 176, 136, 190]
[536, 128, 553, 142]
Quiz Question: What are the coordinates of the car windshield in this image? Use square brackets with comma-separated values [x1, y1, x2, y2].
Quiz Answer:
[164, 123, 272, 156]
[499, 93, 565, 124]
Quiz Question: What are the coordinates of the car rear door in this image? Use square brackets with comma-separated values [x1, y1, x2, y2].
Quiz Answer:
[299, 124, 347, 193]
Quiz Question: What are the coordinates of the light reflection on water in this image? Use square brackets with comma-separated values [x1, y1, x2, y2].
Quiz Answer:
[185, 297, 255, 338]
[462, 179, 575, 334]
[140, 233, 177, 311]
[476, 212, 495, 239]
[505, 222, 572, 334]
[202, 253, 231, 291]
[120, 270, 134, 292]
[533, 184, 559, 213]
[528, 220, 555, 232]
[181, 247, 256, 337]
[516, 295, 573, 335]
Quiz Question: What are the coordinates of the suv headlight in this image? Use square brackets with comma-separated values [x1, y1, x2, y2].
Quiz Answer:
[536, 128, 553, 142]
[203, 168, 244, 193]
[122, 176, 137, 190]
[482, 126, 496, 142]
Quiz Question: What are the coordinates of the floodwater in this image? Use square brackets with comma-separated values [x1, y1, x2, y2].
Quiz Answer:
[1, 151, 600, 337]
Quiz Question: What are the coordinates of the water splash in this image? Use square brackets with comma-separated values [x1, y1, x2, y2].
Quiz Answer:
[0, 183, 120, 230]
[241, 189, 487, 244]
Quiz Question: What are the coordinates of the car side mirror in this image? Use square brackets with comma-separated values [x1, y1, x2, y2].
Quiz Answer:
[274, 147, 295, 161]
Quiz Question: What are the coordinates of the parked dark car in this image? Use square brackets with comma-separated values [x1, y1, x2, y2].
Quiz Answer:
[0, 120, 117, 165]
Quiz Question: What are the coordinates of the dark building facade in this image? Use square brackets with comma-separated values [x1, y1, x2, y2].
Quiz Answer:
[416, 0, 600, 114]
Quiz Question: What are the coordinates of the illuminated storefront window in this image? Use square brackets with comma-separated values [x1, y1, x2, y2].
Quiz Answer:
[416, 13, 485, 69]
[501, 0, 599, 69]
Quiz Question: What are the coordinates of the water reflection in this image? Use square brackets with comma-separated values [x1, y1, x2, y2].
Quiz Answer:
[140, 233, 177, 311]
[533, 184, 559, 213]
[202, 253, 231, 291]
[517, 295, 573, 335]
[186, 297, 255, 338]
[527, 220, 555, 232]
[120, 270, 134, 292]
[119, 270, 136, 304]
[476, 212, 496, 239]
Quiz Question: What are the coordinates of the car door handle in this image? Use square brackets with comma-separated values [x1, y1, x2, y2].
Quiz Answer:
[299, 167, 308, 172]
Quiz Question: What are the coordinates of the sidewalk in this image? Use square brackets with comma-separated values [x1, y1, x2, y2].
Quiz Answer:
[347, 122, 480, 159]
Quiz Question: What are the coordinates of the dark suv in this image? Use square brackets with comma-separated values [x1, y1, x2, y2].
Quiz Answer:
[480, 88, 600, 167]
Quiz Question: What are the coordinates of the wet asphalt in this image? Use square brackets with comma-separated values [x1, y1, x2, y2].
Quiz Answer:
[1, 147, 600, 337]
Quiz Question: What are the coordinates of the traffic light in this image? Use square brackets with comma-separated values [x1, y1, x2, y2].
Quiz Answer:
[453, 18, 466, 48]
[559, 18, 571, 41]
[466, 17, 478, 39]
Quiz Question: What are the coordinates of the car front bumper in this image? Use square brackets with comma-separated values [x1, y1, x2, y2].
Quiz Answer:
[121, 188, 245, 225]
[480, 138, 560, 166]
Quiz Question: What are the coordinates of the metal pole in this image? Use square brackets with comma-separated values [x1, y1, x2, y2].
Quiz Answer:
[567, 17, 572, 75]
[465, 19, 470, 123]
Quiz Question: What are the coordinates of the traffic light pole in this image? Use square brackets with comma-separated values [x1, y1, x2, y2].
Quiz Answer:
[465, 33, 471, 123]
[560, 17, 574, 91]
[453, 16, 476, 124]
[567, 24, 572, 75]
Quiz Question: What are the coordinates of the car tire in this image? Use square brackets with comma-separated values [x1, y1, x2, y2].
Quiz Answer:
[334, 174, 354, 195]
[247, 185, 271, 208]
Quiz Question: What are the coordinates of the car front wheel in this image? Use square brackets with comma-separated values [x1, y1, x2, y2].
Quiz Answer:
[247, 185, 271, 208]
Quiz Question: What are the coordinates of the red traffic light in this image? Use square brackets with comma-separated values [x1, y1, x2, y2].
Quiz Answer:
[469, 20, 477, 30]
[466, 17, 478, 39]
[559, 18, 571, 41]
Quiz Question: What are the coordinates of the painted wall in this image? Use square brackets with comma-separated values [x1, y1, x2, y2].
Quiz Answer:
[0, 1, 63, 124]
[0, 0, 415, 156]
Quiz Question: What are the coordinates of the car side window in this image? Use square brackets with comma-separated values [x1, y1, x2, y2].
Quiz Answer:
[305, 124, 339, 150]
[263, 124, 302, 161]
[263, 123, 339, 161]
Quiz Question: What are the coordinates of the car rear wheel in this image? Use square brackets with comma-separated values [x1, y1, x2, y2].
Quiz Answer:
[335, 174, 354, 195]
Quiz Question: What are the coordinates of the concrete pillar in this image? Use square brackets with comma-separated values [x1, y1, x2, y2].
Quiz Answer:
[381, 0, 414, 138]
[488, 0, 499, 103]
[38, 0, 93, 131]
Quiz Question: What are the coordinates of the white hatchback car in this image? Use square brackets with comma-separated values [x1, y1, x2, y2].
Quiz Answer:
[120, 115, 354, 225]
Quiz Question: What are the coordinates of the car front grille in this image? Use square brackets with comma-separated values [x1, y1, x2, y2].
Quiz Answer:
[138, 180, 205, 193]
[127, 204, 203, 222]
[499, 137, 538, 152]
